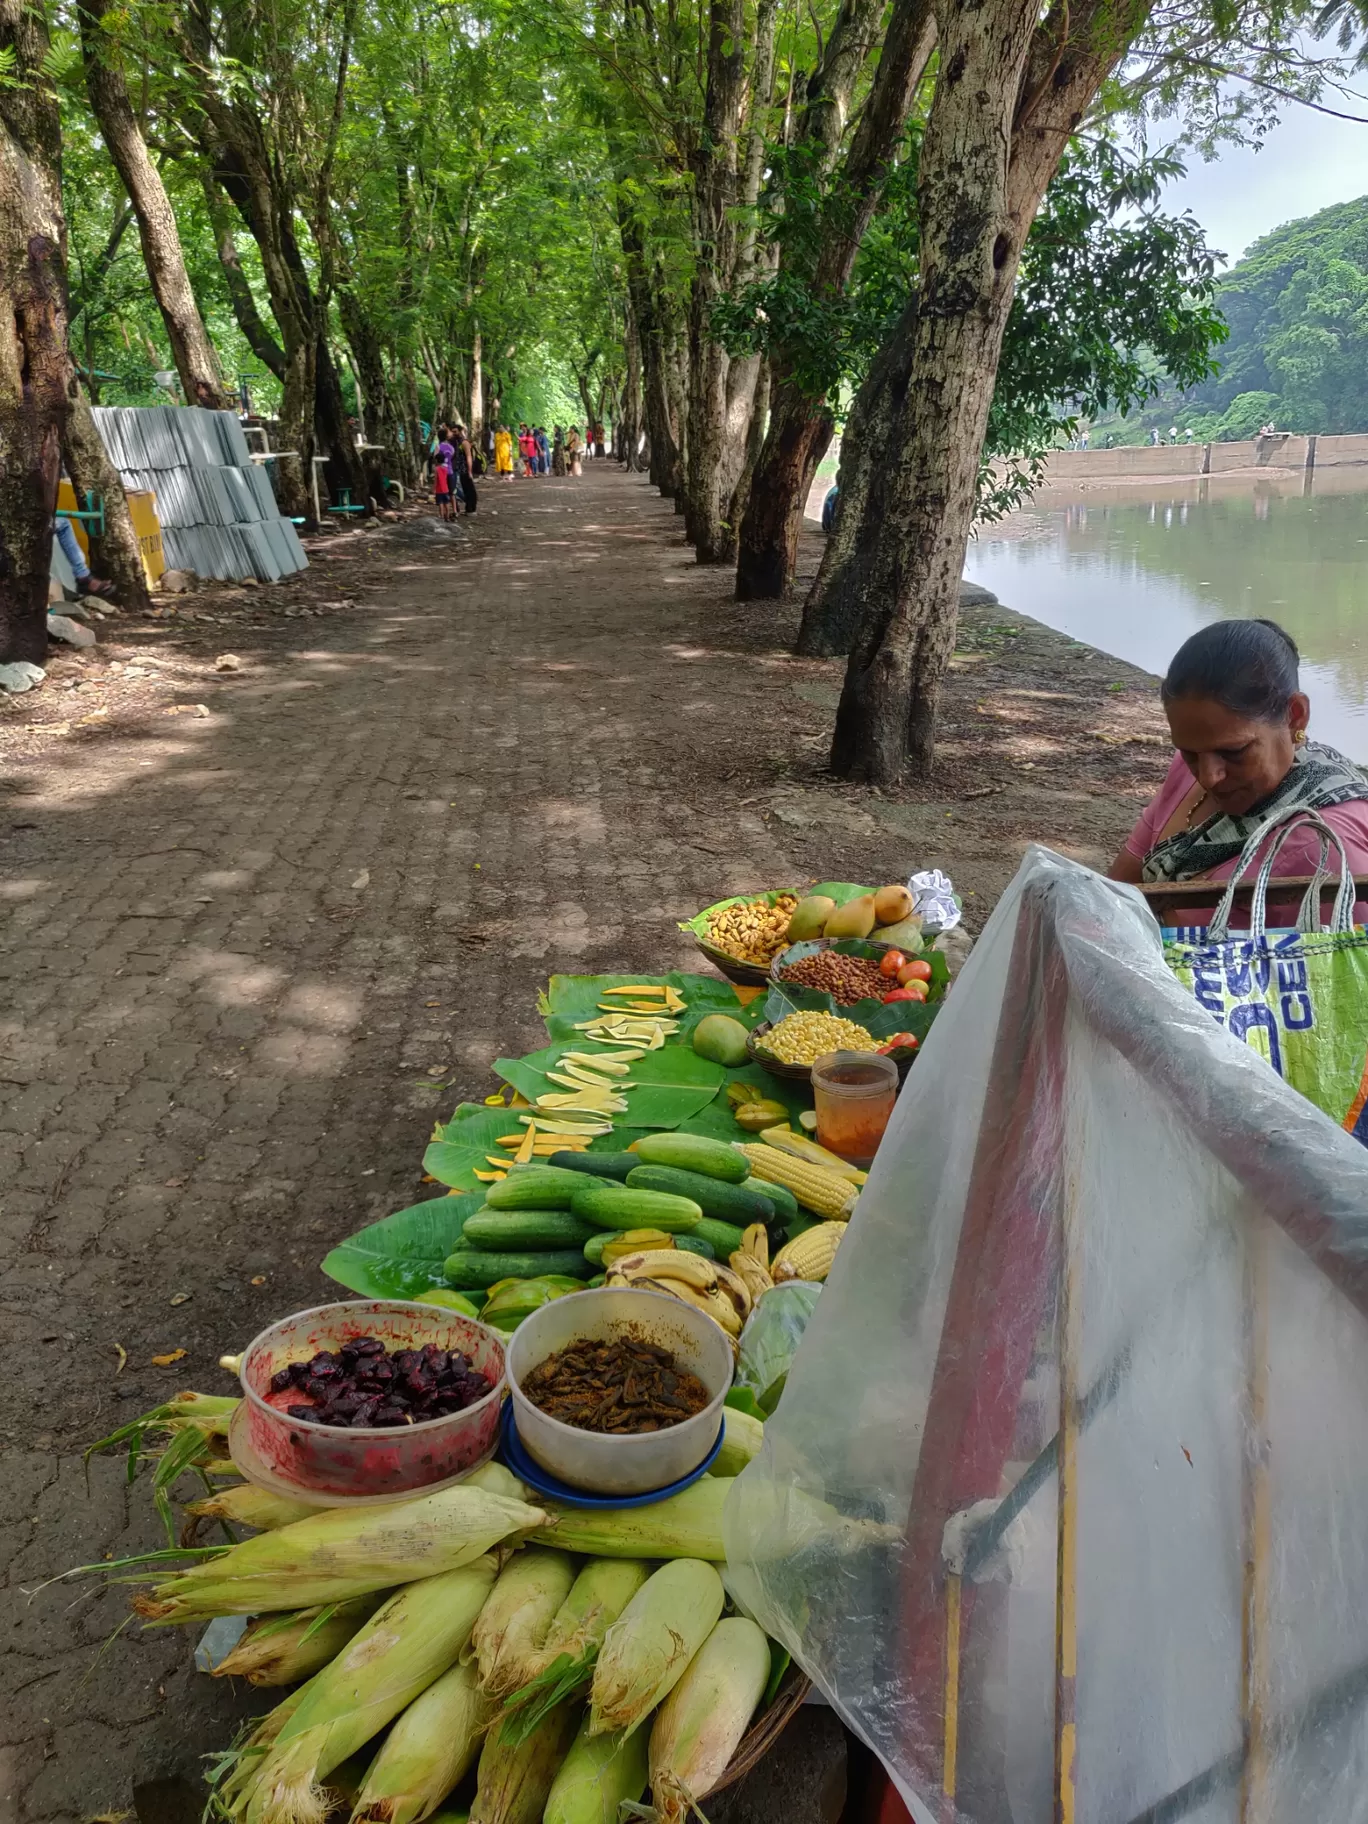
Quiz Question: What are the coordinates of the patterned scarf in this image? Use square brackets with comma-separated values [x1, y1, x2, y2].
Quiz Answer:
[1142, 740, 1368, 883]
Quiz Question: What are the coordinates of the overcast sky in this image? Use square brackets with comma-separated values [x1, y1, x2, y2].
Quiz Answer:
[1158, 104, 1368, 265]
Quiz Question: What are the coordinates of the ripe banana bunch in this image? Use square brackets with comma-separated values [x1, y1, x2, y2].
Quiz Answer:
[606, 1248, 753, 1338]
[728, 1223, 774, 1303]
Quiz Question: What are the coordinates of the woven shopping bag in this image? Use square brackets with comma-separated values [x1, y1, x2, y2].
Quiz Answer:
[1164, 806, 1368, 1145]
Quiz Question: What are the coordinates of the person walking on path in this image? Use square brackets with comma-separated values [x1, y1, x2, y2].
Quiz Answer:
[535, 426, 550, 475]
[53, 516, 116, 597]
[567, 426, 583, 476]
[453, 425, 478, 515]
[518, 424, 536, 476]
[494, 424, 513, 478]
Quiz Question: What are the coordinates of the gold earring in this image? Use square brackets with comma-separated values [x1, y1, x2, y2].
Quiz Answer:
[1294, 728, 1308, 746]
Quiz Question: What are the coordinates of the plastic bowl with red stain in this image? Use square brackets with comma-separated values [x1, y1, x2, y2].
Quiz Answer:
[237, 1300, 506, 1501]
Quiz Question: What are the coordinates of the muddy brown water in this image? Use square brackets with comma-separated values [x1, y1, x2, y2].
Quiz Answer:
[965, 472, 1368, 760]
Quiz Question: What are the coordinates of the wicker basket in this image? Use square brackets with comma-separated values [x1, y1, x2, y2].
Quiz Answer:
[690, 934, 777, 987]
[745, 1022, 814, 1084]
[710, 1663, 813, 1793]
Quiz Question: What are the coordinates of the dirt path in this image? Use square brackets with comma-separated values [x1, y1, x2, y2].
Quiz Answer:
[0, 466, 1170, 1824]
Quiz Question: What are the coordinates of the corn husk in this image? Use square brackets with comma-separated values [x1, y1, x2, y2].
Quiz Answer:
[349, 1659, 491, 1824]
[709, 1407, 763, 1479]
[241, 1558, 498, 1824]
[137, 1485, 545, 1624]
[534, 1477, 729, 1563]
[646, 1618, 770, 1824]
[468, 1697, 580, 1824]
[189, 1486, 321, 1532]
[587, 1560, 724, 1738]
[208, 1676, 320, 1816]
[470, 1548, 577, 1695]
[213, 1594, 387, 1686]
[497, 1559, 650, 1743]
[464, 1462, 532, 1504]
[544, 1717, 648, 1824]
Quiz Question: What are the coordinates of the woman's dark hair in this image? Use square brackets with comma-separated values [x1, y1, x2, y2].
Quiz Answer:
[1161, 618, 1300, 722]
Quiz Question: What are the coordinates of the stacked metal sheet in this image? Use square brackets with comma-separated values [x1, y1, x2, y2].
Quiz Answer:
[92, 405, 309, 583]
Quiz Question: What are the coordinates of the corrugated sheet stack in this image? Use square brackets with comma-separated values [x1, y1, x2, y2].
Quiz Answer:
[92, 406, 309, 583]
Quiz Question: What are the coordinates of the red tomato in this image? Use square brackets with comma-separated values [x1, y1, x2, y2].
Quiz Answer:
[878, 1032, 920, 1054]
[898, 959, 933, 986]
[881, 986, 918, 1003]
[878, 949, 907, 978]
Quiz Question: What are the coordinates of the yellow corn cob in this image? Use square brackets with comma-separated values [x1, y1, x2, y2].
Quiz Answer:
[735, 1144, 859, 1219]
[771, 1221, 845, 1283]
[758, 1126, 866, 1184]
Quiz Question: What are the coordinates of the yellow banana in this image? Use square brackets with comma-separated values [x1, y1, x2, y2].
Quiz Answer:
[729, 1250, 773, 1302]
[711, 1262, 754, 1321]
[611, 1250, 718, 1291]
[741, 1223, 769, 1271]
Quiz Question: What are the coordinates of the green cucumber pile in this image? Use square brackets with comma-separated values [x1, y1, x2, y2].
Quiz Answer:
[440, 1134, 796, 1330]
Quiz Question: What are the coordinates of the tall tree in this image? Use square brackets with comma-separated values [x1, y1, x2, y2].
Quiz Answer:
[817, 0, 1156, 785]
[0, 0, 70, 662]
[78, 0, 229, 409]
[733, 0, 936, 598]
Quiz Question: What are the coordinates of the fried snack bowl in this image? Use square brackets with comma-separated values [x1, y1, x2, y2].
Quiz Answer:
[505, 1287, 732, 1496]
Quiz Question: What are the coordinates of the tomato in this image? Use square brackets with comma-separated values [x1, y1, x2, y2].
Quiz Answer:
[878, 1032, 920, 1054]
[898, 959, 933, 986]
[881, 986, 919, 1003]
[878, 949, 907, 978]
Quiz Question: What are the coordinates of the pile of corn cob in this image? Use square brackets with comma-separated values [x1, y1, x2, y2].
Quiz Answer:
[78, 1411, 779, 1824]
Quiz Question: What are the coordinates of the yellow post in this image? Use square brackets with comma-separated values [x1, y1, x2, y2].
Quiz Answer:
[1055, 1174, 1081, 1824]
[941, 1571, 962, 1821]
[1240, 1213, 1271, 1824]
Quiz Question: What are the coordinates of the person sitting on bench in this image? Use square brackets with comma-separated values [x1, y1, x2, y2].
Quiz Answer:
[54, 516, 115, 598]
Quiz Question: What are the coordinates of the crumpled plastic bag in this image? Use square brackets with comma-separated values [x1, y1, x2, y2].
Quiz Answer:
[733, 1282, 822, 1415]
[907, 868, 961, 932]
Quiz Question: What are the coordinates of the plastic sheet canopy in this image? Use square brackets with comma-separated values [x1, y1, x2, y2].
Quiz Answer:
[726, 847, 1368, 1824]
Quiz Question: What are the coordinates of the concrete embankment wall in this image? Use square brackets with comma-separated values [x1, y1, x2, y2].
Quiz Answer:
[1040, 432, 1368, 483]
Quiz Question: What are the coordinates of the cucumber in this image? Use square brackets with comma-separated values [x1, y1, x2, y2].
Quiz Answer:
[547, 1151, 638, 1182]
[748, 1176, 800, 1222]
[691, 1216, 747, 1259]
[585, 1230, 717, 1266]
[625, 1164, 776, 1226]
[462, 1209, 599, 1251]
[568, 1181, 702, 1233]
[630, 1133, 749, 1182]
[443, 1247, 591, 1287]
[674, 1232, 717, 1260]
[485, 1166, 591, 1211]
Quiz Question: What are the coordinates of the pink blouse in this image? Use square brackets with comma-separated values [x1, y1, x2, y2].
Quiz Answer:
[1126, 753, 1368, 925]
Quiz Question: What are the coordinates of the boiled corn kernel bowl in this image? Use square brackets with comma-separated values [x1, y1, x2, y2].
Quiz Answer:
[745, 1021, 817, 1083]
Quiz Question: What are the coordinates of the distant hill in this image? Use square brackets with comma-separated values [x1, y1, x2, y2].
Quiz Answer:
[1097, 195, 1368, 442]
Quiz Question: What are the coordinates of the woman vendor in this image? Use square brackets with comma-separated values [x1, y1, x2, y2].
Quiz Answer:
[1109, 619, 1368, 906]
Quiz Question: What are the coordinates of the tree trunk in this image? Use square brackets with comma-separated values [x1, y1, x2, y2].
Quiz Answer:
[79, 0, 227, 409]
[314, 335, 369, 509]
[470, 324, 484, 441]
[830, 0, 1151, 783]
[798, 301, 915, 654]
[736, 380, 833, 599]
[62, 383, 152, 610]
[724, 357, 772, 556]
[735, 0, 936, 599]
[200, 171, 286, 381]
[0, 0, 68, 664]
[620, 302, 643, 470]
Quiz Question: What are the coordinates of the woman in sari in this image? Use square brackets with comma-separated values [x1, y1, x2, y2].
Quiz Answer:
[493, 424, 513, 478]
[1109, 619, 1368, 911]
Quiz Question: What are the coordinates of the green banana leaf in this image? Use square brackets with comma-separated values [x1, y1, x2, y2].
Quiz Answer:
[423, 1102, 531, 1189]
[321, 1192, 483, 1299]
[493, 1043, 728, 1130]
[762, 939, 951, 1041]
[677, 882, 875, 942]
[539, 972, 749, 1044]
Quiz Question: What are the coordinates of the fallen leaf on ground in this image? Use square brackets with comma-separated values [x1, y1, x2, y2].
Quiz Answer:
[169, 1291, 192, 1307]
[250, 1275, 267, 1286]
[113, 1343, 127, 1374]
[352, 869, 370, 889]
[152, 1349, 187, 1366]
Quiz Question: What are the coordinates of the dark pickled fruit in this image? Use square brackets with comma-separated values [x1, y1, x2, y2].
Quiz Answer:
[268, 1337, 492, 1428]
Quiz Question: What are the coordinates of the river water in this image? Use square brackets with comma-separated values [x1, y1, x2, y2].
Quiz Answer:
[962, 473, 1368, 761]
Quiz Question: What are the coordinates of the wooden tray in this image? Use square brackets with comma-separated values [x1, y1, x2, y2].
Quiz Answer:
[746, 1021, 814, 1083]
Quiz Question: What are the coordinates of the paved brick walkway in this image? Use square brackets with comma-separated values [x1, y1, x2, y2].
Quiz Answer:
[0, 468, 865, 1824]
[1, 464, 1155, 1824]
